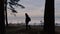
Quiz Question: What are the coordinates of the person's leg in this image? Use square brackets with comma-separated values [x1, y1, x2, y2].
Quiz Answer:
[28, 22, 31, 29]
[28, 25, 31, 29]
[26, 21, 28, 30]
[27, 21, 31, 29]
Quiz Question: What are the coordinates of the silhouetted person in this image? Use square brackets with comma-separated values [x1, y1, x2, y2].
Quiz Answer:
[25, 13, 31, 30]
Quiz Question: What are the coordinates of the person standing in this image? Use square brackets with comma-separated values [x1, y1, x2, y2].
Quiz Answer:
[25, 13, 31, 30]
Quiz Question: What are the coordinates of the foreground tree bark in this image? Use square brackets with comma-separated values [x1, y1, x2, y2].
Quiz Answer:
[44, 0, 55, 34]
[0, 0, 5, 34]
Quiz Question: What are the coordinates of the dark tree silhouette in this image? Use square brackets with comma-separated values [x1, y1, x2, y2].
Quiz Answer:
[25, 13, 31, 30]
[0, 0, 5, 34]
[44, 0, 55, 34]
[8, 8, 17, 16]
[4, 0, 25, 27]
[9, 0, 25, 9]
[4, 0, 8, 27]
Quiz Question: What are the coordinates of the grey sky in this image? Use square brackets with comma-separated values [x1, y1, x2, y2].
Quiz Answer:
[7, 0, 60, 23]
[7, 0, 45, 17]
[55, 0, 60, 17]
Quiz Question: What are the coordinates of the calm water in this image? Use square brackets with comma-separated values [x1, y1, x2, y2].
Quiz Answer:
[8, 16, 60, 25]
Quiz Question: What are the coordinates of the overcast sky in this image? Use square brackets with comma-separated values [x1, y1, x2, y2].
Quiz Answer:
[7, 0, 60, 24]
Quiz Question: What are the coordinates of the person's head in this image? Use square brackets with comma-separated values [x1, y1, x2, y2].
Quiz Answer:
[25, 13, 28, 15]
[25, 13, 29, 17]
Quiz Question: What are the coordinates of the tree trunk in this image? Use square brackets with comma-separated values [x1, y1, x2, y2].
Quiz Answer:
[0, 0, 6, 34]
[5, 8, 8, 27]
[44, 0, 55, 34]
[5, 0, 8, 27]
